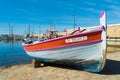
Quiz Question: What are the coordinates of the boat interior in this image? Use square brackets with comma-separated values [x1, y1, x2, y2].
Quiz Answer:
[22, 27, 101, 44]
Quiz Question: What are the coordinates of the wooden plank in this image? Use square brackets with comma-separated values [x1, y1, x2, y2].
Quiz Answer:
[32, 59, 44, 68]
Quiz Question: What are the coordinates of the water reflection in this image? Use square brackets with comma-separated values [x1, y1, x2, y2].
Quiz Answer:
[0, 40, 32, 67]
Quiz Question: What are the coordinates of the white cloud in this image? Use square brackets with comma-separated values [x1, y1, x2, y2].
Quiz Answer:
[80, 7, 100, 14]
[85, 1, 96, 6]
[105, 0, 119, 4]
[106, 5, 120, 24]
[108, 5, 120, 16]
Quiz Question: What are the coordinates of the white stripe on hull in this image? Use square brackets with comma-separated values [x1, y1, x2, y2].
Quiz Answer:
[26, 42, 104, 72]
[26, 42, 103, 62]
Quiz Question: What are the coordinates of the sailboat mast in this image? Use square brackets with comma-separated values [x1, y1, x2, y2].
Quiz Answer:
[50, 19, 53, 30]
[28, 24, 30, 35]
[11, 25, 13, 35]
[9, 22, 11, 35]
[54, 24, 56, 30]
[73, 8, 76, 30]
[39, 25, 41, 34]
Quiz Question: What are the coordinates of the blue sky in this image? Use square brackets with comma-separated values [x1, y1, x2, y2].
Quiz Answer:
[0, 0, 120, 35]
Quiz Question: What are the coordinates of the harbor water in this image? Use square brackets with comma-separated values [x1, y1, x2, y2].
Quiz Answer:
[0, 40, 32, 67]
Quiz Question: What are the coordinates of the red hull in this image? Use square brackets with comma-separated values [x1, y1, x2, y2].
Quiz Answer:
[23, 29, 102, 51]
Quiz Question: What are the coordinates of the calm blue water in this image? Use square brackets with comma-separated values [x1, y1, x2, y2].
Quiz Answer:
[0, 40, 32, 67]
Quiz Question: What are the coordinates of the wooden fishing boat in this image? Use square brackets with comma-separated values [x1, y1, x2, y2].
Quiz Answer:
[22, 11, 107, 72]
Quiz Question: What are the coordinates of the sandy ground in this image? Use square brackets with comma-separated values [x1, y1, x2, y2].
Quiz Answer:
[0, 45, 120, 80]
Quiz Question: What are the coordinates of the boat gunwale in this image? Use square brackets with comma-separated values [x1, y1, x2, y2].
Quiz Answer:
[26, 40, 102, 52]
[22, 29, 103, 47]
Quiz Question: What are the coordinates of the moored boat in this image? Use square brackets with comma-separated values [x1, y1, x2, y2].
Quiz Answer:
[22, 11, 107, 72]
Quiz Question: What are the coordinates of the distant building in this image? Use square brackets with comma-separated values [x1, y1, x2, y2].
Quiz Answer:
[59, 24, 120, 39]
[0, 34, 23, 40]
[107, 24, 120, 39]
[33, 24, 120, 40]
